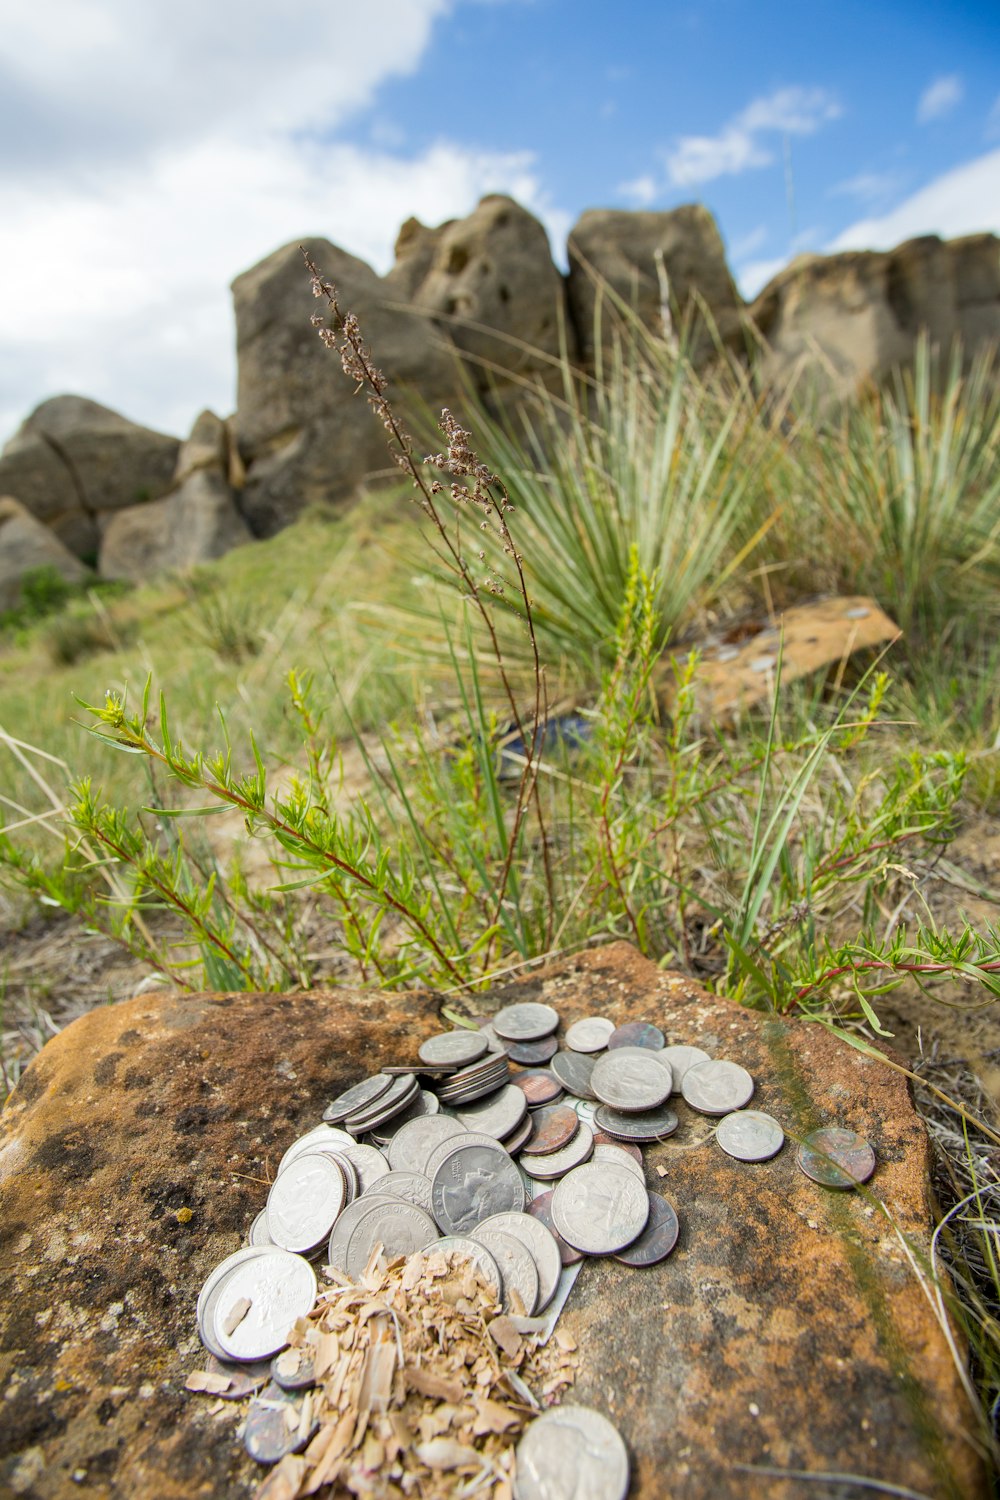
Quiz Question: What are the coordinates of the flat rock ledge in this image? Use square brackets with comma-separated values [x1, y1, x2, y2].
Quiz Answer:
[0, 942, 987, 1499]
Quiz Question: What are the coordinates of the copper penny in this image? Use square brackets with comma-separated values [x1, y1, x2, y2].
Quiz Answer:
[520, 1104, 580, 1157]
[796, 1127, 876, 1189]
[505, 1035, 559, 1064]
[526, 1189, 583, 1265]
[607, 1021, 665, 1051]
[613, 1192, 680, 1266]
[593, 1132, 643, 1164]
[510, 1070, 563, 1106]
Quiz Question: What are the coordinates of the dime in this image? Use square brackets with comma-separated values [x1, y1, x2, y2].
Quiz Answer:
[493, 1002, 560, 1042]
[387, 1115, 467, 1175]
[430, 1141, 526, 1234]
[591, 1050, 672, 1112]
[613, 1192, 680, 1266]
[213, 1250, 317, 1362]
[456, 1084, 527, 1141]
[266, 1152, 347, 1254]
[550, 1162, 650, 1255]
[201, 1353, 271, 1399]
[564, 1016, 615, 1053]
[592, 1142, 645, 1180]
[344, 1074, 419, 1133]
[322, 1072, 393, 1124]
[247, 1210, 274, 1248]
[369, 1169, 435, 1213]
[520, 1104, 580, 1157]
[470, 1225, 540, 1315]
[270, 1345, 317, 1391]
[418, 1030, 490, 1067]
[607, 1021, 665, 1051]
[660, 1044, 711, 1090]
[510, 1070, 563, 1106]
[715, 1109, 784, 1162]
[513, 1404, 629, 1500]
[475, 1211, 562, 1314]
[505, 1034, 559, 1065]
[550, 1049, 599, 1100]
[522, 1122, 595, 1181]
[593, 1103, 678, 1142]
[796, 1126, 876, 1188]
[681, 1059, 755, 1115]
[244, 1381, 318, 1464]
[343, 1200, 438, 1278]
[425, 1237, 502, 1300]
[278, 1124, 355, 1174]
[526, 1191, 583, 1266]
[592, 1133, 643, 1164]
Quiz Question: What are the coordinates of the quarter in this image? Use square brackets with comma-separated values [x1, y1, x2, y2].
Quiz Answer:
[715, 1109, 784, 1161]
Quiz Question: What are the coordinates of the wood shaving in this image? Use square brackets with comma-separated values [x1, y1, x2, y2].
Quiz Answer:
[185, 1369, 233, 1395]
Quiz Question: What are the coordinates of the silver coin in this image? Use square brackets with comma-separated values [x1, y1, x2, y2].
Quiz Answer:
[370, 1088, 440, 1145]
[513, 1403, 629, 1500]
[476, 1020, 507, 1054]
[611, 1043, 673, 1078]
[266, 1152, 347, 1254]
[326, 1193, 397, 1271]
[369, 1169, 435, 1213]
[430, 1141, 526, 1234]
[387, 1114, 467, 1175]
[425, 1236, 502, 1300]
[213, 1250, 317, 1362]
[524, 1122, 595, 1181]
[681, 1059, 755, 1115]
[333, 1141, 391, 1193]
[457, 1084, 527, 1141]
[423, 1130, 504, 1181]
[343, 1200, 438, 1278]
[320, 1151, 359, 1201]
[244, 1379, 318, 1463]
[475, 1211, 562, 1314]
[591, 1050, 672, 1112]
[564, 1016, 615, 1053]
[502, 1114, 535, 1154]
[550, 1050, 599, 1100]
[278, 1124, 355, 1174]
[418, 1030, 490, 1067]
[592, 1142, 645, 1180]
[344, 1074, 419, 1132]
[247, 1210, 274, 1247]
[592, 1104, 678, 1141]
[470, 1225, 540, 1315]
[198, 1246, 273, 1350]
[550, 1162, 650, 1255]
[322, 1072, 394, 1124]
[660, 1044, 711, 1090]
[715, 1109, 784, 1161]
[492, 1002, 560, 1042]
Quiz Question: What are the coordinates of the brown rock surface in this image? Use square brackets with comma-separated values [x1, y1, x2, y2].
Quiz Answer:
[0, 944, 986, 1498]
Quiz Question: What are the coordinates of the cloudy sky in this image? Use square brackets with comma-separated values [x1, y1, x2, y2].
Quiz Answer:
[1, 0, 998, 444]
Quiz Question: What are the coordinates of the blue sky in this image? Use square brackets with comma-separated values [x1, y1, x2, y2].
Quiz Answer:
[1, 0, 998, 443]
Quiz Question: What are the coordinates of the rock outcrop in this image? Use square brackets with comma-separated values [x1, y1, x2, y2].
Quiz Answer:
[0, 943, 985, 1499]
[0, 496, 91, 612]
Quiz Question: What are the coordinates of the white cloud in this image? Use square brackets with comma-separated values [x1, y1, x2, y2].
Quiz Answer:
[826, 148, 1000, 252]
[618, 174, 658, 207]
[917, 74, 963, 124]
[828, 170, 904, 204]
[664, 86, 840, 187]
[735, 256, 790, 300]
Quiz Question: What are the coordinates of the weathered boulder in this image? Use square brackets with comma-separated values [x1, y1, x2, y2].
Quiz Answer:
[0, 496, 90, 611]
[748, 231, 1000, 404]
[0, 397, 179, 559]
[173, 409, 230, 485]
[0, 943, 984, 1498]
[567, 205, 744, 364]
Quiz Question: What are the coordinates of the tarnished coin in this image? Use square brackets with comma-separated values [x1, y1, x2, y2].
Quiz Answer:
[423, 1130, 504, 1181]
[213, 1250, 317, 1362]
[526, 1191, 583, 1266]
[334, 1141, 391, 1194]
[431, 1141, 526, 1234]
[797, 1126, 876, 1188]
[607, 1021, 665, 1051]
[505, 1034, 559, 1065]
[520, 1104, 580, 1157]
[267, 1152, 347, 1254]
[513, 1404, 629, 1500]
[522, 1122, 595, 1181]
[470, 1225, 540, 1315]
[660, 1044, 711, 1090]
[200, 1353, 271, 1399]
[564, 1016, 615, 1053]
[244, 1381, 318, 1464]
[493, 1002, 560, 1042]
[456, 1084, 527, 1141]
[716, 1109, 784, 1162]
[550, 1049, 599, 1100]
[369, 1169, 434, 1213]
[550, 1162, 650, 1255]
[425, 1237, 503, 1299]
[592, 1133, 644, 1165]
[476, 1211, 562, 1313]
[418, 1030, 490, 1067]
[502, 1113, 536, 1154]
[591, 1050, 672, 1112]
[681, 1059, 755, 1115]
[322, 1072, 394, 1124]
[344, 1200, 438, 1278]
[387, 1114, 466, 1175]
[345, 1073, 419, 1133]
[278, 1124, 355, 1174]
[247, 1210, 274, 1248]
[613, 1192, 680, 1266]
[271, 1345, 317, 1391]
[592, 1142, 645, 1180]
[510, 1070, 563, 1106]
[593, 1103, 678, 1142]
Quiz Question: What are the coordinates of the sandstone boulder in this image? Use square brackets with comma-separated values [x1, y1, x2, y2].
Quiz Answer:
[0, 496, 90, 611]
[0, 943, 984, 1498]
[567, 205, 744, 365]
[0, 397, 179, 559]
